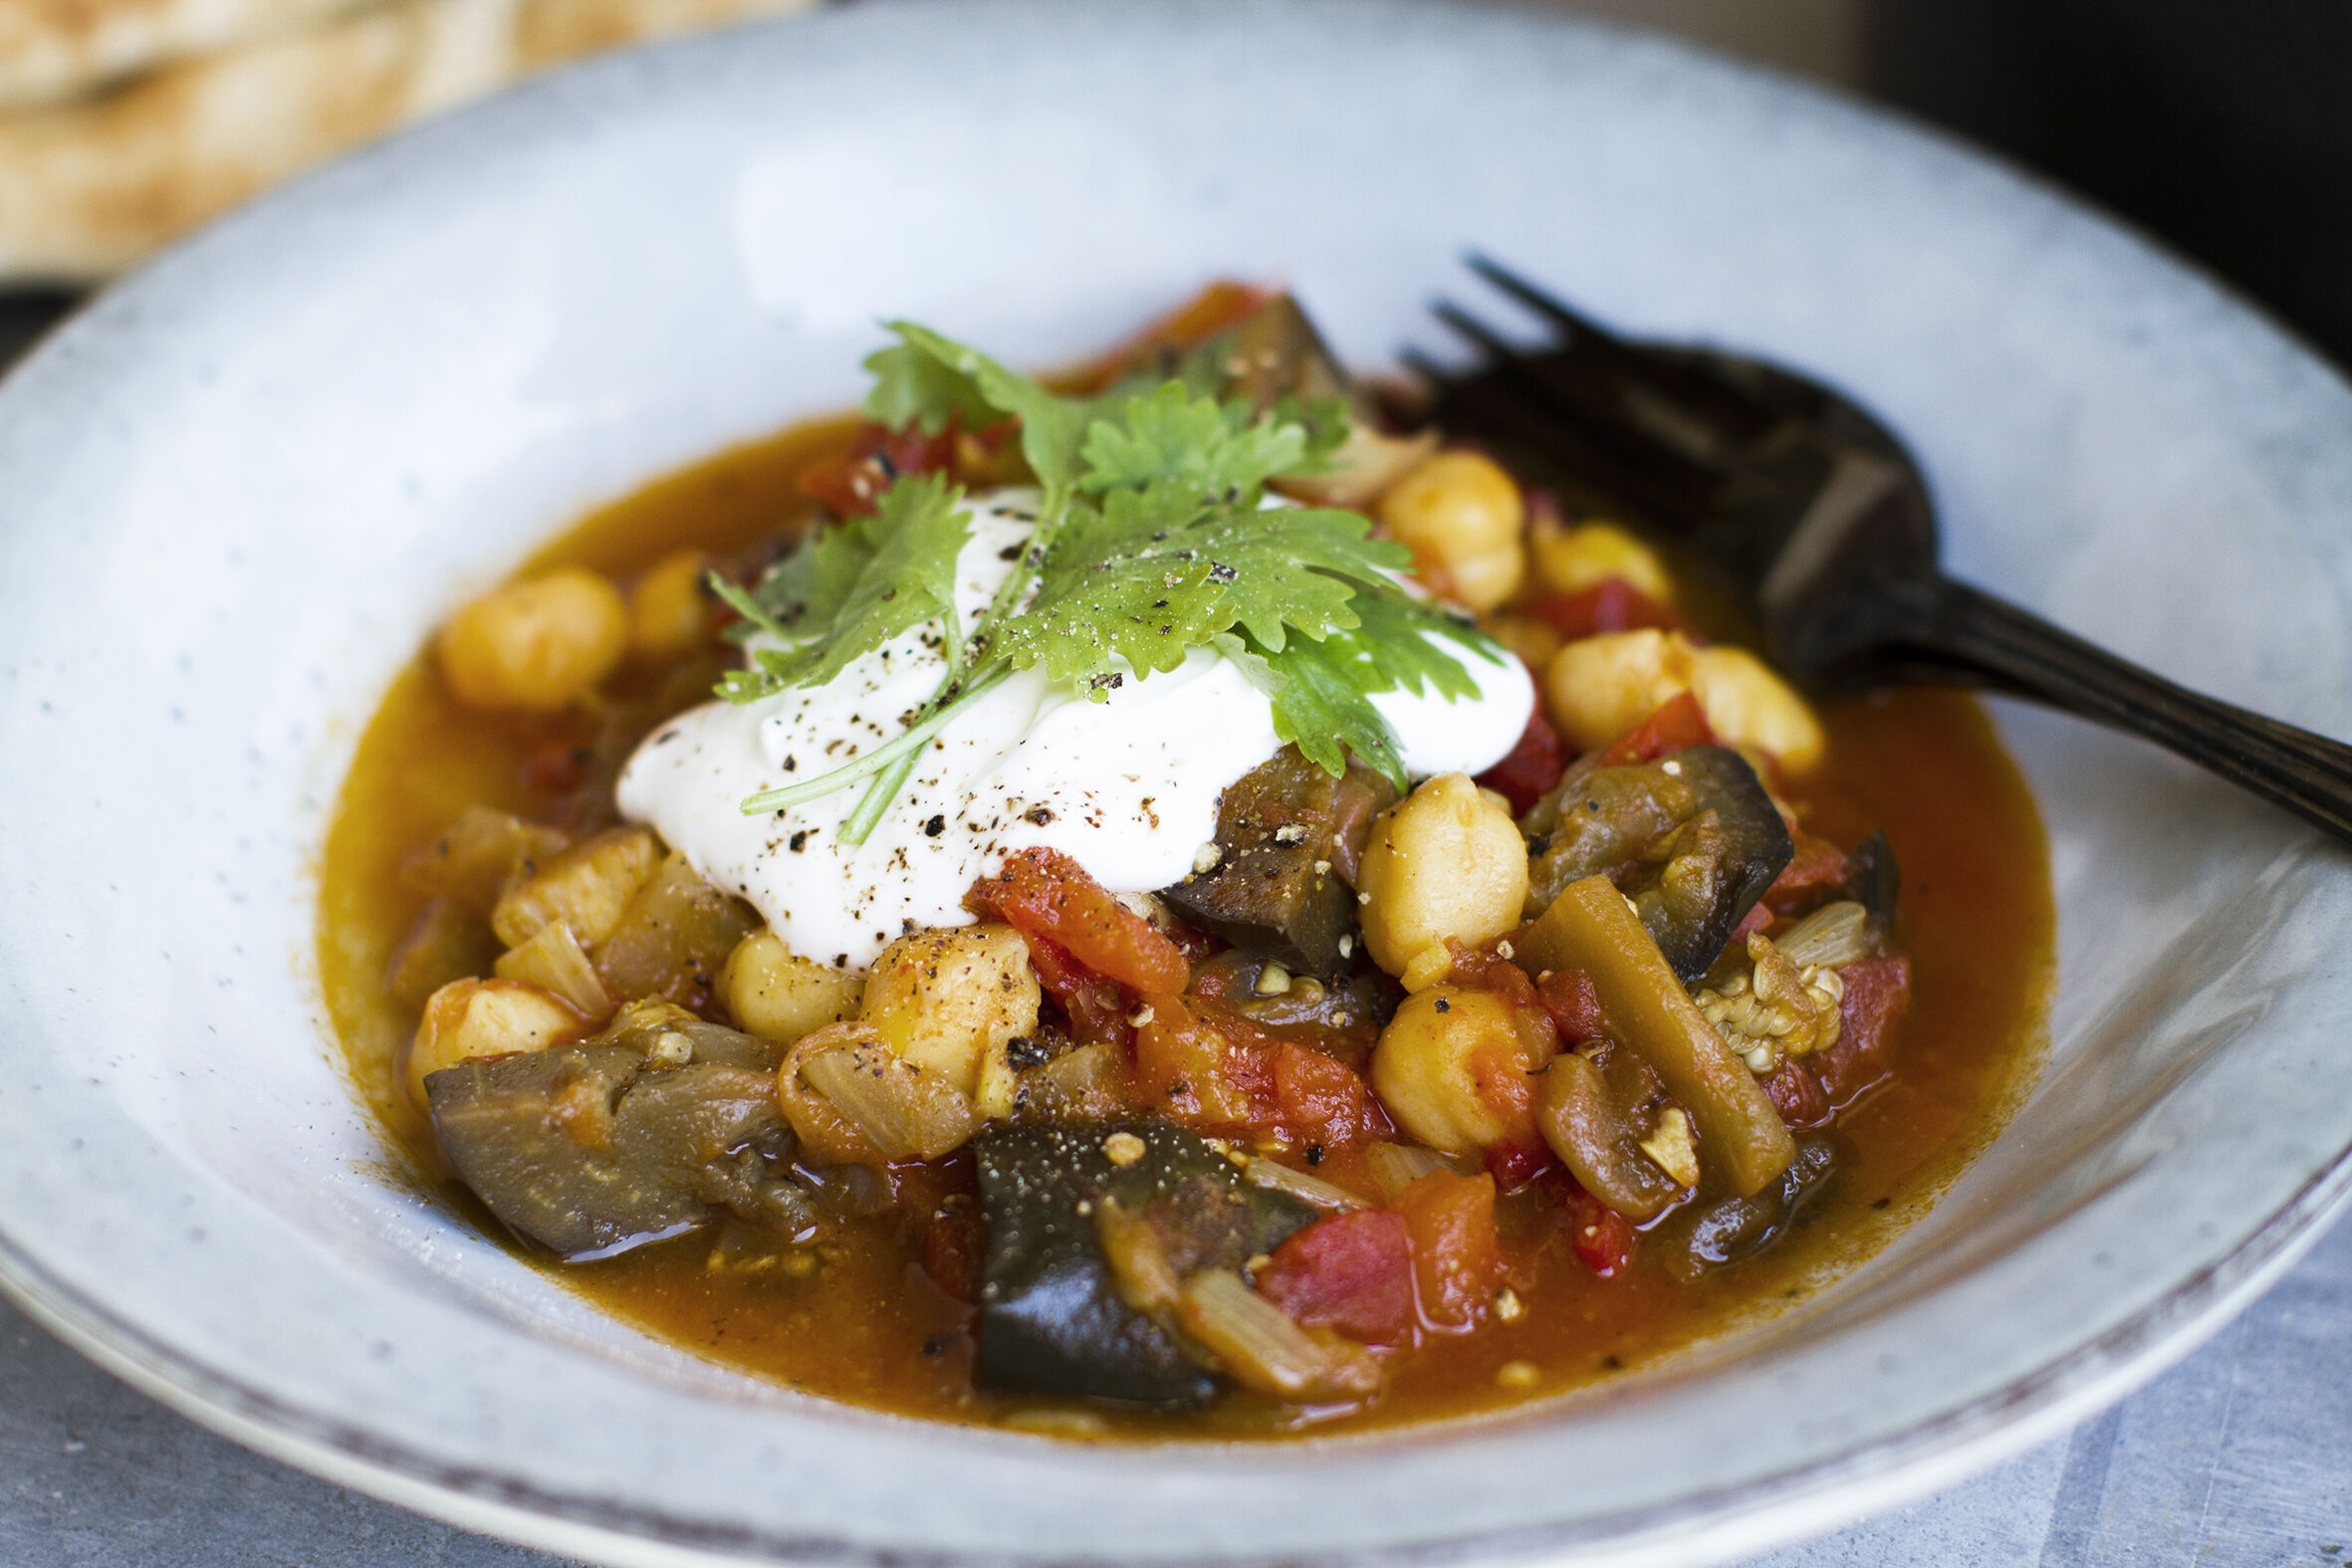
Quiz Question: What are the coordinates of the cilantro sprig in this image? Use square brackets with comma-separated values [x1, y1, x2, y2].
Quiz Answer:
[722, 319, 1498, 838]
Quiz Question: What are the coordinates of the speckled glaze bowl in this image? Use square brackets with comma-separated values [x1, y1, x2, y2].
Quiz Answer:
[3, 2, 2350, 1564]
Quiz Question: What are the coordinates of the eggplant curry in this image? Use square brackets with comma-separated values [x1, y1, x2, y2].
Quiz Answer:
[319, 288, 2051, 1436]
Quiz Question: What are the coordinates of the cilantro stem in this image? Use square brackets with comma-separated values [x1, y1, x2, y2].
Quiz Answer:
[736, 665, 1008, 817]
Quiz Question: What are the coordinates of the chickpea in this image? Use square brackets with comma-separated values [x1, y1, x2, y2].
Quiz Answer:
[1689, 644, 1825, 776]
[1376, 451, 1526, 611]
[1355, 773, 1529, 976]
[436, 566, 627, 712]
[860, 923, 1040, 1110]
[401, 978, 586, 1112]
[1544, 628, 1824, 775]
[722, 929, 862, 1045]
[627, 550, 711, 662]
[1529, 518, 1672, 601]
[1370, 987, 1539, 1157]
[1543, 628, 1700, 754]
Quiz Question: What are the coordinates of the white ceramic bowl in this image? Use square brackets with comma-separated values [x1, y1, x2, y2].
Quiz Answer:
[4, 2, 2351, 1563]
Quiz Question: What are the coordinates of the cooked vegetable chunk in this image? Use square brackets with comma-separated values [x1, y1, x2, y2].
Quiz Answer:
[1517, 873, 1795, 1197]
[423, 1013, 811, 1259]
[1669, 1135, 1839, 1279]
[972, 1121, 1314, 1408]
[490, 825, 660, 952]
[1160, 746, 1396, 981]
[1526, 745, 1792, 984]
[402, 978, 587, 1113]
[861, 923, 1039, 1110]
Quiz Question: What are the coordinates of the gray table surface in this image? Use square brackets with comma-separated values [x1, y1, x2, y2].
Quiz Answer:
[4, 301, 2347, 1567]
[4, 1209, 2347, 1566]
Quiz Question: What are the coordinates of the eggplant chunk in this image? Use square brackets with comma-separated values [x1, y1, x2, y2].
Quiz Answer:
[973, 1121, 1315, 1408]
[1161, 746, 1396, 981]
[1527, 745, 1792, 983]
[1669, 1135, 1839, 1280]
[425, 1013, 814, 1259]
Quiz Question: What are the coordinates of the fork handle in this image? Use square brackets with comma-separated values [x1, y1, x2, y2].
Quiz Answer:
[1883, 579, 2352, 845]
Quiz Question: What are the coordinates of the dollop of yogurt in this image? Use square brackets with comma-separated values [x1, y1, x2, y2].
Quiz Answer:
[617, 490, 1532, 969]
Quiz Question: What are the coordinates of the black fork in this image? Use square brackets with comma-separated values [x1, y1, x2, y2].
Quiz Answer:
[1415, 255, 2352, 847]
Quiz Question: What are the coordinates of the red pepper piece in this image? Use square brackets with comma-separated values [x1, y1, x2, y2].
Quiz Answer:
[1530, 577, 1685, 642]
[1475, 710, 1567, 816]
[1765, 828, 1851, 913]
[798, 419, 962, 517]
[1259, 1210, 1418, 1347]
[1763, 1057, 1831, 1129]
[1534, 967, 1607, 1045]
[921, 1204, 986, 1304]
[1021, 931, 1133, 1047]
[1598, 690, 1717, 767]
[1567, 1185, 1637, 1278]
[968, 846, 1189, 995]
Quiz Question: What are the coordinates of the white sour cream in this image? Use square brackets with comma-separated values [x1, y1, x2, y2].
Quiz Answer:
[617, 490, 1532, 968]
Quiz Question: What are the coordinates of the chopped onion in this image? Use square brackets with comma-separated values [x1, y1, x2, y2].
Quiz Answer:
[1175, 1270, 1380, 1401]
[796, 1035, 980, 1161]
[1245, 1159, 1370, 1212]
[1366, 1141, 1476, 1201]
[1775, 900, 1872, 969]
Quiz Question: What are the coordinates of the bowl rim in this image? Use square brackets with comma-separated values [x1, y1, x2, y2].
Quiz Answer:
[7, 0, 2352, 1563]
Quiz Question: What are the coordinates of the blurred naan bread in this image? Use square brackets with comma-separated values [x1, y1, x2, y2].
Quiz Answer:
[0, 0, 817, 281]
[0, 0, 368, 110]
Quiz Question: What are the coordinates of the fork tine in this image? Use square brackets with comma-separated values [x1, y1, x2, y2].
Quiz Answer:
[1429, 298, 1529, 361]
[1464, 253, 1625, 347]
[1462, 254, 1786, 441]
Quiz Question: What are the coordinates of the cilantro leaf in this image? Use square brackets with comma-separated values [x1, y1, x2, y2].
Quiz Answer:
[1249, 590, 1501, 787]
[984, 487, 1405, 695]
[883, 323, 1089, 506]
[725, 309, 1498, 827]
[1078, 382, 1310, 497]
[862, 342, 996, 435]
[723, 471, 972, 701]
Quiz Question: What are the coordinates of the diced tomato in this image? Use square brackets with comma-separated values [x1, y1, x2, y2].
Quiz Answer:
[1392, 1171, 1504, 1329]
[1814, 953, 1912, 1109]
[1259, 1210, 1417, 1347]
[1566, 1186, 1637, 1278]
[1022, 932, 1132, 1047]
[1268, 1038, 1392, 1149]
[1132, 996, 1245, 1119]
[968, 847, 1189, 995]
[1765, 828, 1851, 913]
[1530, 577, 1685, 642]
[1475, 711, 1566, 816]
[1535, 967, 1606, 1045]
[1728, 901, 1773, 949]
[1138, 997, 1388, 1147]
[921, 1204, 985, 1304]
[1598, 691, 1716, 767]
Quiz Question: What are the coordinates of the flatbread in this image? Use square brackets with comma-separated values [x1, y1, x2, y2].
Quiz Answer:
[0, 0, 819, 282]
[0, 0, 374, 110]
